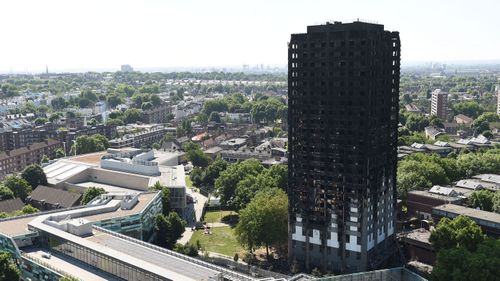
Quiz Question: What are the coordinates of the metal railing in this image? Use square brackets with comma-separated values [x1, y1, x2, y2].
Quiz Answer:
[21, 251, 82, 281]
[92, 225, 255, 281]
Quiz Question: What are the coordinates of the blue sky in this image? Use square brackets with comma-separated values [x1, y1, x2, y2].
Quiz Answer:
[0, 0, 499, 72]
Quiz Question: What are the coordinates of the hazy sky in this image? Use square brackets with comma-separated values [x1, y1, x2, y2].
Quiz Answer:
[1, 0, 499, 72]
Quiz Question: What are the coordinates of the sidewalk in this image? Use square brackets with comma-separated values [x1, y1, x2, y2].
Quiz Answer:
[177, 189, 208, 245]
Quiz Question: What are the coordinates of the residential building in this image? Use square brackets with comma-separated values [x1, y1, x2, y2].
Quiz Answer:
[399, 228, 435, 265]
[288, 21, 400, 273]
[109, 126, 166, 149]
[0, 140, 63, 180]
[430, 89, 448, 119]
[405, 103, 421, 114]
[406, 189, 465, 220]
[432, 204, 500, 237]
[424, 126, 444, 140]
[454, 114, 473, 126]
[142, 102, 172, 124]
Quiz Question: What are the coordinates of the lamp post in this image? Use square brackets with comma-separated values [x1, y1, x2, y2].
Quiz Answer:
[72, 140, 77, 156]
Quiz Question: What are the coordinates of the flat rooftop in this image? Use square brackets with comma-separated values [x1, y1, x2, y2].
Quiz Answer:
[433, 204, 500, 223]
[0, 193, 158, 238]
[87, 229, 220, 280]
[69, 151, 109, 165]
[75, 181, 143, 194]
[84, 193, 157, 222]
[24, 249, 116, 281]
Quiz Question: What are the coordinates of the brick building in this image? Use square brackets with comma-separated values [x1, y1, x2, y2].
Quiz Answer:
[0, 139, 63, 180]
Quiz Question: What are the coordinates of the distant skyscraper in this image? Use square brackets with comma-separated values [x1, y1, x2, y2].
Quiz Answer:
[288, 21, 400, 273]
[121, 64, 134, 72]
[430, 89, 448, 119]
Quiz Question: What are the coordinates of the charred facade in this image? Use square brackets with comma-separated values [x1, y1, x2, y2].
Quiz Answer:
[288, 22, 400, 273]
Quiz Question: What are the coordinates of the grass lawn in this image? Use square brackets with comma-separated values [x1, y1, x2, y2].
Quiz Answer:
[185, 175, 194, 188]
[189, 226, 243, 257]
[203, 210, 237, 223]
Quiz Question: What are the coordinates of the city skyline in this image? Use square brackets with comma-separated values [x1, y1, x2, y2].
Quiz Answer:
[1, 0, 500, 73]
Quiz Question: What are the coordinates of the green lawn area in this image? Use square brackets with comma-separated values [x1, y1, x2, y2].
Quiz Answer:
[185, 175, 194, 188]
[203, 210, 237, 223]
[189, 226, 243, 257]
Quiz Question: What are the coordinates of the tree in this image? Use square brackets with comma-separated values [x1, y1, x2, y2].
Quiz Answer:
[193, 156, 228, 190]
[51, 96, 68, 110]
[106, 93, 124, 108]
[71, 134, 109, 155]
[3, 176, 32, 201]
[430, 215, 484, 253]
[116, 84, 136, 97]
[493, 192, 500, 214]
[34, 117, 48, 126]
[41, 155, 49, 164]
[55, 148, 66, 158]
[154, 212, 186, 249]
[263, 164, 288, 190]
[469, 190, 494, 211]
[81, 187, 106, 205]
[0, 83, 19, 97]
[0, 185, 14, 200]
[48, 113, 62, 122]
[21, 204, 39, 214]
[208, 112, 221, 123]
[150, 181, 171, 215]
[123, 108, 143, 124]
[21, 164, 48, 189]
[0, 251, 20, 281]
[183, 142, 211, 168]
[215, 159, 264, 207]
[457, 150, 500, 178]
[233, 173, 278, 210]
[235, 188, 288, 256]
[451, 101, 483, 118]
[106, 118, 124, 126]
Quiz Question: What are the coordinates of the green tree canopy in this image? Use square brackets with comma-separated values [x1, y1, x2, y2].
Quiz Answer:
[235, 188, 288, 256]
[3, 176, 32, 201]
[215, 159, 264, 207]
[0, 251, 20, 281]
[183, 142, 211, 168]
[430, 215, 484, 253]
[451, 101, 483, 118]
[71, 134, 109, 155]
[81, 187, 106, 205]
[493, 192, 500, 214]
[154, 212, 186, 249]
[21, 164, 48, 189]
[150, 181, 171, 215]
[469, 190, 495, 211]
[0, 185, 14, 200]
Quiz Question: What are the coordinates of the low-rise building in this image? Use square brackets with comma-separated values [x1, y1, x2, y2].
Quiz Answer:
[454, 114, 473, 126]
[432, 204, 500, 237]
[109, 126, 165, 149]
[142, 102, 172, 124]
[0, 140, 63, 180]
[406, 188, 465, 220]
[0, 198, 24, 214]
[26, 185, 81, 211]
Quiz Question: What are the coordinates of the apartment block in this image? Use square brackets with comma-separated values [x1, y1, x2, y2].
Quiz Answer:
[0, 140, 63, 179]
[288, 21, 400, 273]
